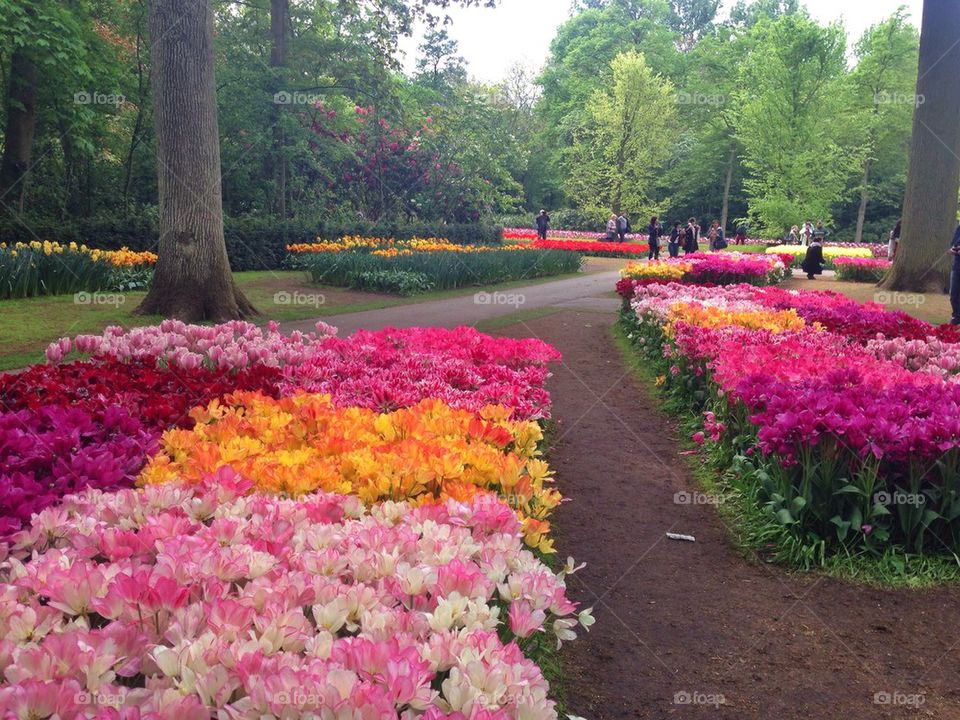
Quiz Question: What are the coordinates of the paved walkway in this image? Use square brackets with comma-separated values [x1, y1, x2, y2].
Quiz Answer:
[281, 269, 623, 336]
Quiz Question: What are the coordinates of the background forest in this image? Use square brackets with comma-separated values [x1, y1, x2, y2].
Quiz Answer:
[0, 0, 922, 243]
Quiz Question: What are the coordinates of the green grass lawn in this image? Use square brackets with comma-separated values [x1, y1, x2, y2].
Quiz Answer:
[0, 269, 589, 371]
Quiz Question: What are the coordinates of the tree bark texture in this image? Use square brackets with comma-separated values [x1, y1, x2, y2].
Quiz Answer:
[883, 0, 960, 293]
[136, 0, 257, 321]
[0, 50, 39, 215]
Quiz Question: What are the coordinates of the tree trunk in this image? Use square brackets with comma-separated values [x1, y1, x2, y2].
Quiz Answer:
[720, 144, 735, 232]
[136, 0, 257, 321]
[854, 158, 871, 244]
[0, 50, 39, 215]
[882, 0, 960, 293]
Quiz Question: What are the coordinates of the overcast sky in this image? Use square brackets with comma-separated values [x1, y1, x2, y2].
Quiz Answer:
[399, 0, 926, 84]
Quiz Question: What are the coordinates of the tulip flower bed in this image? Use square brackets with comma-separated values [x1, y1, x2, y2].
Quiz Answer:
[530, 239, 650, 258]
[283, 326, 560, 418]
[832, 257, 891, 283]
[503, 228, 648, 242]
[0, 241, 157, 299]
[765, 244, 874, 269]
[0, 320, 589, 718]
[0, 479, 589, 718]
[616, 253, 788, 298]
[287, 236, 580, 294]
[620, 280, 960, 564]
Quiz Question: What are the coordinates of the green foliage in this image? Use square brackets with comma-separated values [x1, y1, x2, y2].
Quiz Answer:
[0, 0, 926, 243]
[733, 15, 861, 235]
[293, 247, 581, 294]
[347, 269, 436, 295]
[567, 51, 677, 217]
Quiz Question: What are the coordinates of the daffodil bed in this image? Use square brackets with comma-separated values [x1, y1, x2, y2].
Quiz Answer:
[619, 278, 960, 564]
[286, 237, 581, 294]
[0, 241, 157, 299]
[0, 321, 592, 718]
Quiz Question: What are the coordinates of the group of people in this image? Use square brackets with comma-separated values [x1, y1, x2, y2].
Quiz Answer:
[644, 217, 733, 259]
[604, 213, 633, 242]
[787, 220, 830, 246]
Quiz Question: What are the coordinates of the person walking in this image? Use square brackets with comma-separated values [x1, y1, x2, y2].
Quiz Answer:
[535, 210, 550, 241]
[801, 235, 825, 280]
[668, 221, 681, 258]
[788, 225, 799, 244]
[950, 224, 960, 325]
[799, 220, 813, 246]
[888, 219, 902, 260]
[605, 215, 618, 241]
[734, 222, 748, 246]
[647, 216, 662, 260]
[617, 213, 631, 243]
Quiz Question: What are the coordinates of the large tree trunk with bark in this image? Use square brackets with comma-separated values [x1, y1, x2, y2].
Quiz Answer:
[882, 0, 960, 293]
[0, 50, 39, 215]
[136, 0, 256, 321]
[854, 158, 871, 244]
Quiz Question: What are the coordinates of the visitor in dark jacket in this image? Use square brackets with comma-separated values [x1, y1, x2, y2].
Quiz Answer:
[668, 222, 681, 258]
[801, 238, 825, 279]
[950, 224, 960, 324]
[647, 216, 662, 260]
[617, 214, 631, 242]
[535, 210, 550, 241]
[683, 218, 700, 254]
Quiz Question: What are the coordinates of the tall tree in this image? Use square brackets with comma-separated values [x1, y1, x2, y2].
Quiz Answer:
[0, 51, 38, 214]
[567, 50, 676, 216]
[668, 0, 720, 51]
[136, 0, 256, 321]
[0, 0, 95, 215]
[883, 1, 960, 293]
[734, 15, 856, 235]
[847, 11, 918, 243]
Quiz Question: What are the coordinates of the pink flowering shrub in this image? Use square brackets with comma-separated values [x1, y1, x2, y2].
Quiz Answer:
[0, 477, 592, 719]
[283, 326, 561, 419]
